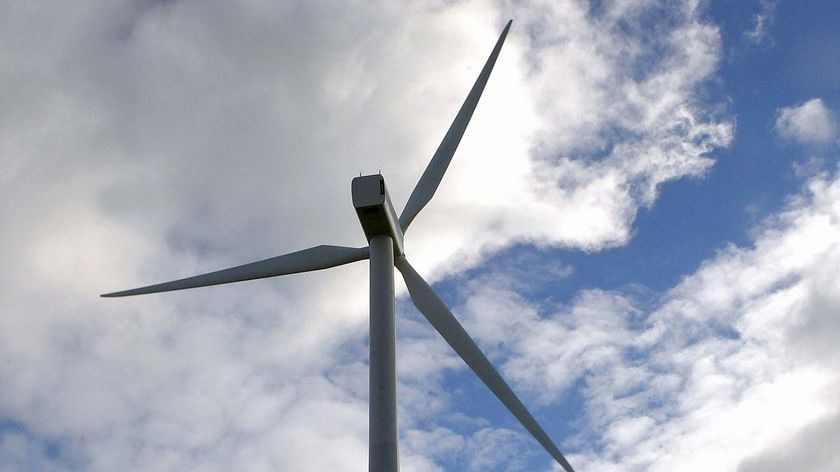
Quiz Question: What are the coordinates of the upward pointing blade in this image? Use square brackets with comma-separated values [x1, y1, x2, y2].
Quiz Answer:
[398, 20, 512, 233]
[101, 245, 369, 297]
[395, 257, 576, 472]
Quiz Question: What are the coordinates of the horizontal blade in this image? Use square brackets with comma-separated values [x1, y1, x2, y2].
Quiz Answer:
[102, 245, 369, 297]
[398, 20, 512, 233]
[395, 257, 575, 472]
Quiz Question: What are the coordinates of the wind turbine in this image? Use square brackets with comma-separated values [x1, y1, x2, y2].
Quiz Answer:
[103, 20, 576, 472]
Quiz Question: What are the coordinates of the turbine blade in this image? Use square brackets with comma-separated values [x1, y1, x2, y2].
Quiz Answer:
[398, 20, 512, 233]
[395, 257, 575, 472]
[101, 245, 369, 297]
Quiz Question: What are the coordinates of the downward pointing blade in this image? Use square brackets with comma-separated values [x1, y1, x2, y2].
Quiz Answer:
[398, 20, 512, 233]
[395, 257, 576, 472]
[101, 245, 369, 297]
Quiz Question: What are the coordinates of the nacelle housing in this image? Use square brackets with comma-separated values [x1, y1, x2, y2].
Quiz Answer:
[352, 174, 405, 256]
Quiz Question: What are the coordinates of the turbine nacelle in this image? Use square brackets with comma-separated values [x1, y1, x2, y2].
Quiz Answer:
[352, 174, 405, 256]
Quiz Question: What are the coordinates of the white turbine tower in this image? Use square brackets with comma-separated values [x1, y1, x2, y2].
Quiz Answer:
[103, 20, 576, 472]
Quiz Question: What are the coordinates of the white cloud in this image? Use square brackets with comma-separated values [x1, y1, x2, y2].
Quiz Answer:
[743, 0, 777, 46]
[453, 167, 840, 471]
[737, 408, 840, 472]
[0, 0, 733, 471]
[461, 427, 536, 472]
[775, 98, 837, 144]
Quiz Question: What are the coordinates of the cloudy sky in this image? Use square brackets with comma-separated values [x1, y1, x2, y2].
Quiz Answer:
[2, 0, 839, 471]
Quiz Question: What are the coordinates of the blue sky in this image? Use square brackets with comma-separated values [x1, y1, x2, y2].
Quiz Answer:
[1, 1, 839, 471]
